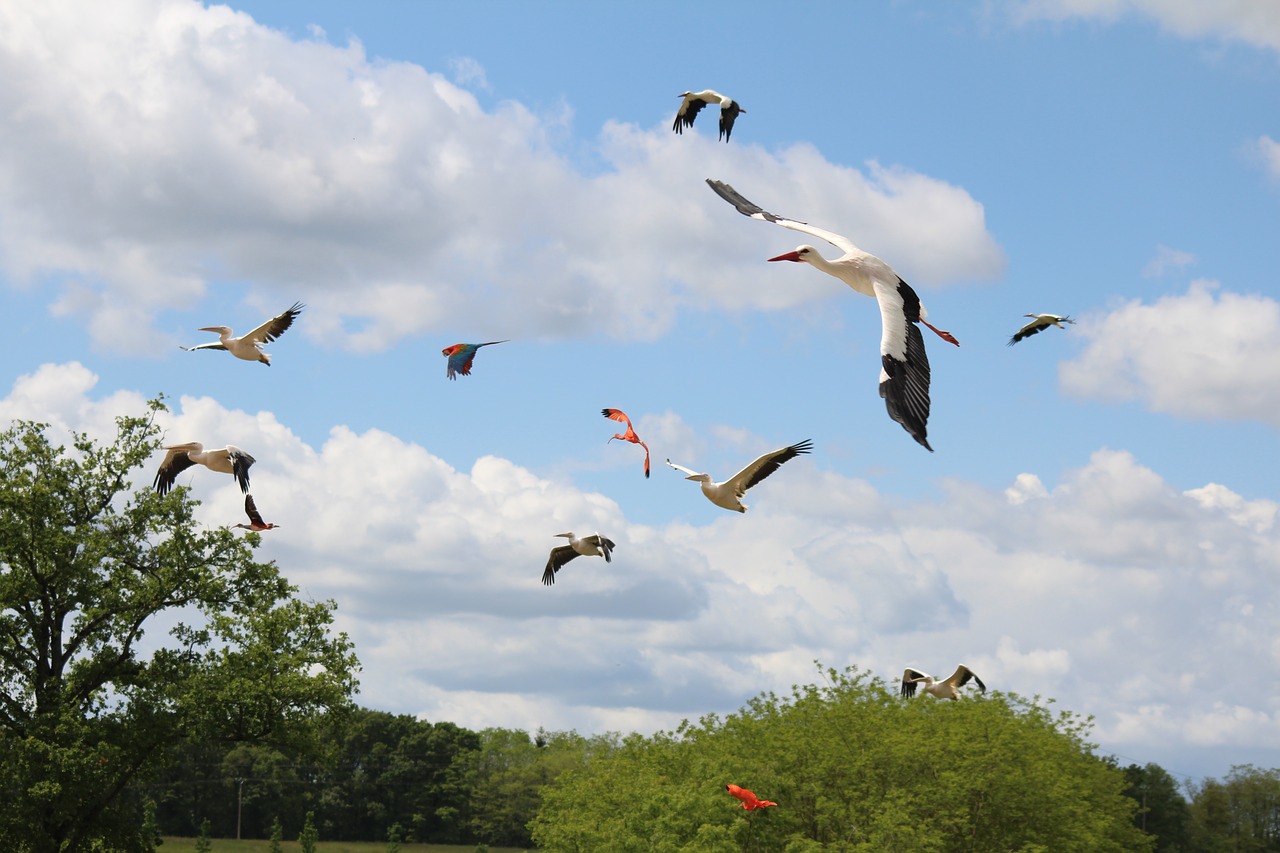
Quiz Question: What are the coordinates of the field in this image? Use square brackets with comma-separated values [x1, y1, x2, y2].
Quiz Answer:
[160, 839, 532, 853]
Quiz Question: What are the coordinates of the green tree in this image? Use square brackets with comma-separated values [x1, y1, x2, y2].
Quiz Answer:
[0, 405, 359, 852]
[1122, 762, 1191, 851]
[194, 818, 212, 853]
[299, 809, 318, 853]
[1188, 764, 1280, 852]
[531, 664, 1151, 852]
[268, 815, 284, 853]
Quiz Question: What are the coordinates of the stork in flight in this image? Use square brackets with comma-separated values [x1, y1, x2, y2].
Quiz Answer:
[726, 784, 777, 810]
[542, 532, 616, 586]
[673, 90, 745, 142]
[442, 340, 508, 380]
[706, 179, 958, 451]
[602, 408, 650, 478]
[900, 665, 986, 701]
[665, 439, 812, 513]
[1008, 313, 1074, 346]
[181, 302, 303, 366]
[233, 494, 279, 532]
[153, 442, 255, 495]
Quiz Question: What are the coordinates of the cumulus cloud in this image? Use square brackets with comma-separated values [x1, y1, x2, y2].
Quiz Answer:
[1143, 244, 1196, 278]
[8, 365, 1280, 770]
[0, 0, 1003, 355]
[1059, 281, 1280, 427]
[1006, 0, 1280, 53]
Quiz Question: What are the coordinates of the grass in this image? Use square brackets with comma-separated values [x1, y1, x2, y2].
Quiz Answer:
[159, 839, 532, 853]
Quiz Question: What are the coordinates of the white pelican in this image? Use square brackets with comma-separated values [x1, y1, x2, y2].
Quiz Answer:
[542, 532, 616, 586]
[232, 494, 278, 532]
[153, 442, 255, 495]
[665, 439, 812, 513]
[181, 302, 304, 366]
[900, 665, 986, 701]
[706, 179, 959, 451]
[1008, 313, 1074, 346]
[673, 90, 744, 142]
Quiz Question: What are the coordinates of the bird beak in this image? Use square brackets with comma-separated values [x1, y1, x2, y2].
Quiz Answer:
[685, 475, 700, 482]
[198, 326, 221, 332]
[767, 251, 802, 263]
[555, 532, 572, 538]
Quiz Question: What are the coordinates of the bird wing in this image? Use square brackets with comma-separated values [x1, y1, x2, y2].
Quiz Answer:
[876, 278, 933, 451]
[601, 408, 633, 428]
[705, 179, 858, 256]
[590, 535, 616, 563]
[724, 440, 813, 494]
[665, 458, 702, 478]
[1008, 318, 1049, 345]
[226, 446, 256, 494]
[950, 665, 985, 692]
[446, 340, 507, 379]
[180, 342, 229, 353]
[901, 668, 928, 698]
[673, 94, 708, 133]
[242, 302, 304, 345]
[244, 494, 266, 527]
[543, 545, 579, 585]
[153, 448, 197, 495]
[718, 100, 742, 142]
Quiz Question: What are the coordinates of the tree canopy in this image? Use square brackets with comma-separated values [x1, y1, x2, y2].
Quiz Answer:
[0, 403, 359, 853]
[531, 665, 1151, 852]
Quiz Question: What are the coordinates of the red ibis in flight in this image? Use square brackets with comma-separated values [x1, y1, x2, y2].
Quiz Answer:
[542, 532, 616, 586]
[900, 665, 986, 700]
[706, 179, 959, 451]
[181, 302, 303, 366]
[233, 494, 279, 532]
[1008, 313, 1074, 345]
[665, 439, 811, 513]
[442, 340, 508, 380]
[602, 408, 650, 478]
[673, 90, 744, 142]
[153, 442, 255, 495]
[726, 784, 777, 810]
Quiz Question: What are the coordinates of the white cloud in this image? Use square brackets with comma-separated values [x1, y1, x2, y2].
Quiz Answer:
[0, 0, 1004, 354]
[1256, 135, 1280, 182]
[1143, 244, 1196, 278]
[1007, 0, 1280, 53]
[1059, 281, 1280, 427]
[9, 365, 1280, 770]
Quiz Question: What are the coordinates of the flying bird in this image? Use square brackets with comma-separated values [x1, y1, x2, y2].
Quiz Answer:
[726, 784, 777, 810]
[900, 665, 986, 701]
[442, 340, 508, 380]
[602, 408, 650, 478]
[673, 90, 745, 142]
[706, 179, 959, 451]
[153, 442, 255, 496]
[542, 532, 616, 586]
[233, 494, 279, 532]
[1008, 313, 1074, 346]
[181, 302, 304, 366]
[665, 439, 812, 513]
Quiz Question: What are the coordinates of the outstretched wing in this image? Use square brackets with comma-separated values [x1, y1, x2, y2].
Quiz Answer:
[542, 545, 579, 586]
[724, 439, 813, 494]
[900, 668, 928, 699]
[705, 179, 857, 255]
[153, 448, 197, 495]
[718, 100, 743, 142]
[226, 446, 256, 494]
[243, 302, 304, 345]
[601, 408, 633, 428]
[673, 94, 708, 133]
[949, 664, 986, 693]
[244, 494, 266, 527]
[180, 342, 229, 353]
[445, 340, 507, 379]
[664, 458, 701, 478]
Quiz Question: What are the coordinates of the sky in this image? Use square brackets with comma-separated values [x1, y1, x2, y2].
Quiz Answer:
[1, 0, 1278, 782]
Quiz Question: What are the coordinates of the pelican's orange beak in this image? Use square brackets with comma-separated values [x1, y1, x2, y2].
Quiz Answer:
[767, 251, 802, 263]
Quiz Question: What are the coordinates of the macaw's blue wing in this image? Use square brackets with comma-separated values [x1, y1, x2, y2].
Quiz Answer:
[442, 340, 508, 380]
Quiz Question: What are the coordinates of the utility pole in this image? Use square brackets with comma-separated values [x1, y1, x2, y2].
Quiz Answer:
[237, 777, 246, 840]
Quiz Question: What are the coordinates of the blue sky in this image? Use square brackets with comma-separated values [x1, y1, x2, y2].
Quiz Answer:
[2, 0, 1279, 782]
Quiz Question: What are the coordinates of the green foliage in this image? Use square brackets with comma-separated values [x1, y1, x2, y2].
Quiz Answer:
[194, 819, 212, 853]
[531, 664, 1152, 852]
[1187, 764, 1280, 852]
[1123, 762, 1191, 851]
[269, 815, 284, 853]
[0, 404, 359, 852]
[299, 809, 319, 853]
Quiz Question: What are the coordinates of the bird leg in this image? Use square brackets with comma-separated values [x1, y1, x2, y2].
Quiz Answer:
[921, 319, 959, 346]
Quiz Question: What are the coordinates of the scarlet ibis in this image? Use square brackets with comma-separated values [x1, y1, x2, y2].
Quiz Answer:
[726, 784, 777, 810]
[673, 90, 744, 142]
[181, 302, 303, 366]
[442, 340, 507, 380]
[665, 439, 811, 513]
[1008, 313, 1074, 345]
[542, 532, 616, 586]
[901, 665, 986, 700]
[602, 408, 650, 478]
[153, 442, 255, 495]
[707, 179, 959, 451]
[233, 494, 279, 531]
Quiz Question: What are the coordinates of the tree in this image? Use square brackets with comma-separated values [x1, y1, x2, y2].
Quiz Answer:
[531, 664, 1151, 852]
[1122, 762, 1191, 851]
[299, 809, 319, 853]
[0, 405, 359, 852]
[1188, 764, 1280, 851]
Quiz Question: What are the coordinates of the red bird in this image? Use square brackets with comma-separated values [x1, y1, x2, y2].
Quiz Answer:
[233, 494, 279, 532]
[601, 408, 650, 478]
[726, 784, 777, 810]
[441, 340, 508, 380]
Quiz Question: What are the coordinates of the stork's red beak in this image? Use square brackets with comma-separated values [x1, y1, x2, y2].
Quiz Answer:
[767, 251, 802, 263]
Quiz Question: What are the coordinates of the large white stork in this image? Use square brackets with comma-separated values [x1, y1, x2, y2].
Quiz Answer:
[1008, 313, 1074, 346]
[900, 665, 986, 701]
[665, 439, 812, 513]
[181, 302, 304, 366]
[706, 179, 958, 451]
[673, 90, 745, 142]
[153, 442, 255, 495]
[542, 532, 616, 586]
